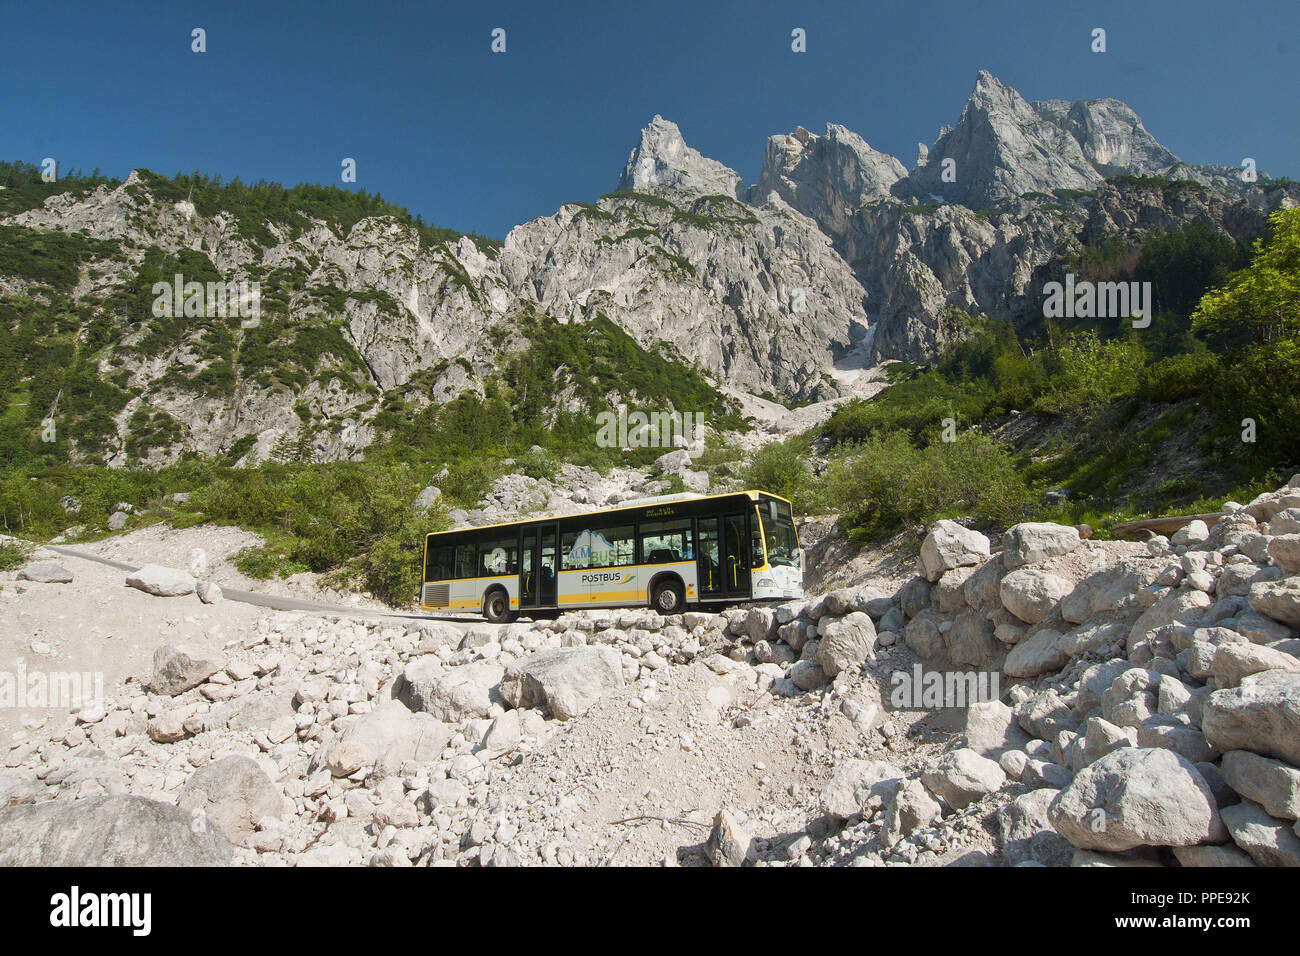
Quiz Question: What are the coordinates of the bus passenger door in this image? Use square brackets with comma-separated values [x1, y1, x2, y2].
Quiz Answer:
[698, 514, 751, 600]
[520, 530, 539, 609]
[539, 526, 558, 607]
[696, 517, 722, 600]
[723, 512, 752, 597]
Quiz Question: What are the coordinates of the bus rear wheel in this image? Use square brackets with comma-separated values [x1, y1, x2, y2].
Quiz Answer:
[651, 580, 685, 615]
[483, 589, 516, 623]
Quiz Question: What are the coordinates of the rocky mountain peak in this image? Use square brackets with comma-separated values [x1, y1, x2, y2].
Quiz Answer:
[749, 122, 907, 244]
[901, 70, 1182, 208]
[617, 115, 744, 199]
[1032, 96, 1180, 177]
[961, 70, 1039, 127]
[972, 68, 1004, 93]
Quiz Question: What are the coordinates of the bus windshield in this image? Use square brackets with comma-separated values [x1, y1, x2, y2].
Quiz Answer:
[761, 501, 799, 567]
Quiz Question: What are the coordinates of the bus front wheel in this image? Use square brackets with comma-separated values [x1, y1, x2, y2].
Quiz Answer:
[483, 589, 516, 624]
[651, 580, 685, 615]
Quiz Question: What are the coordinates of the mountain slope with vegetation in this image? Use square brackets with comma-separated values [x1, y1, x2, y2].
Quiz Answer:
[756, 208, 1300, 542]
[0, 161, 742, 472]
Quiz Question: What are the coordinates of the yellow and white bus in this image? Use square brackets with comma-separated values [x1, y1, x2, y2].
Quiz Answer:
[420, 490, 802, 622]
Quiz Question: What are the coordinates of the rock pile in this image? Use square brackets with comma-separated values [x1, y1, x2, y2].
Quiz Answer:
[0, 599, 796, 866]
[3, 475, 1298, 867]
[796, 473, 1300, 866]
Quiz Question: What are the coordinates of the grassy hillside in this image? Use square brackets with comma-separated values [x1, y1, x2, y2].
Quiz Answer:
[0, 161, 500, 253]
[370, 307, 743, 465]
[0, 161, 509, 469]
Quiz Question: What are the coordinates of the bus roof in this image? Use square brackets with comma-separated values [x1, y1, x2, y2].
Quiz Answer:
[424, 489, 794, 539]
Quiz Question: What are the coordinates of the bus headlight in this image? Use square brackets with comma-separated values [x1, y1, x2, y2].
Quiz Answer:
[756, 577, 774, 588]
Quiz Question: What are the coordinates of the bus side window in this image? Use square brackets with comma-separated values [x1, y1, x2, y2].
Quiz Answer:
[426, 544, 454, 581]
[454, 543, 476, 579]
[479, 536, 519, 576]
[638, 518, 692, 564]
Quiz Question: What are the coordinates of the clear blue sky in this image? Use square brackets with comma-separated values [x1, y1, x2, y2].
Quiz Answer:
[2, 0, 1295, 239]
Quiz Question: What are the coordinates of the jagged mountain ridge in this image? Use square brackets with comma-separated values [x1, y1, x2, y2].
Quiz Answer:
[901, 70, 1184, 209]
[632, 70, 1275, 223]
[553, 71, 1296, 364]
[748, 124, 908, 239]
[2, 71, 1297, 467]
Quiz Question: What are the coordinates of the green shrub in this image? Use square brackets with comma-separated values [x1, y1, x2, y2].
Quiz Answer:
[355, 509, 429, 605]
[439, 458, 499, 508]
[1033, 331, 1146, 422]
[822, 373, 992, 446]
[186, 461, 449, 605]
[232, 544, 303, 580]
[0, 539, 30, 571]
[1208, 338, 1300, 466]
[1137, 351, 1219, 402]
[742, 436, 825, 514]
[825, 432, 1035, 540]
[517, 446, 558, 481]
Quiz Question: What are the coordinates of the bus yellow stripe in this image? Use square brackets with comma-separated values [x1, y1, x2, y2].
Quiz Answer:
[558, 589, 647, 604]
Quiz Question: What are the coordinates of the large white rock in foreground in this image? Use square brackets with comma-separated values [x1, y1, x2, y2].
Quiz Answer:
[500, 646, 624, 720]
[1049, 747, 1224, 851]
[0, 795, 232, 866]
[309, 701, 453, 778]
[1001, 522, 1081, 569]
[152, 643, 223, 696]
[920, 520, 990, 582]
[1201, 670, 1300, 765]
[18, 560, 74, 584]
[395, 658, 504, 723]
[1000, 568, 1072, 624]
[126, 563, 196, 597]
